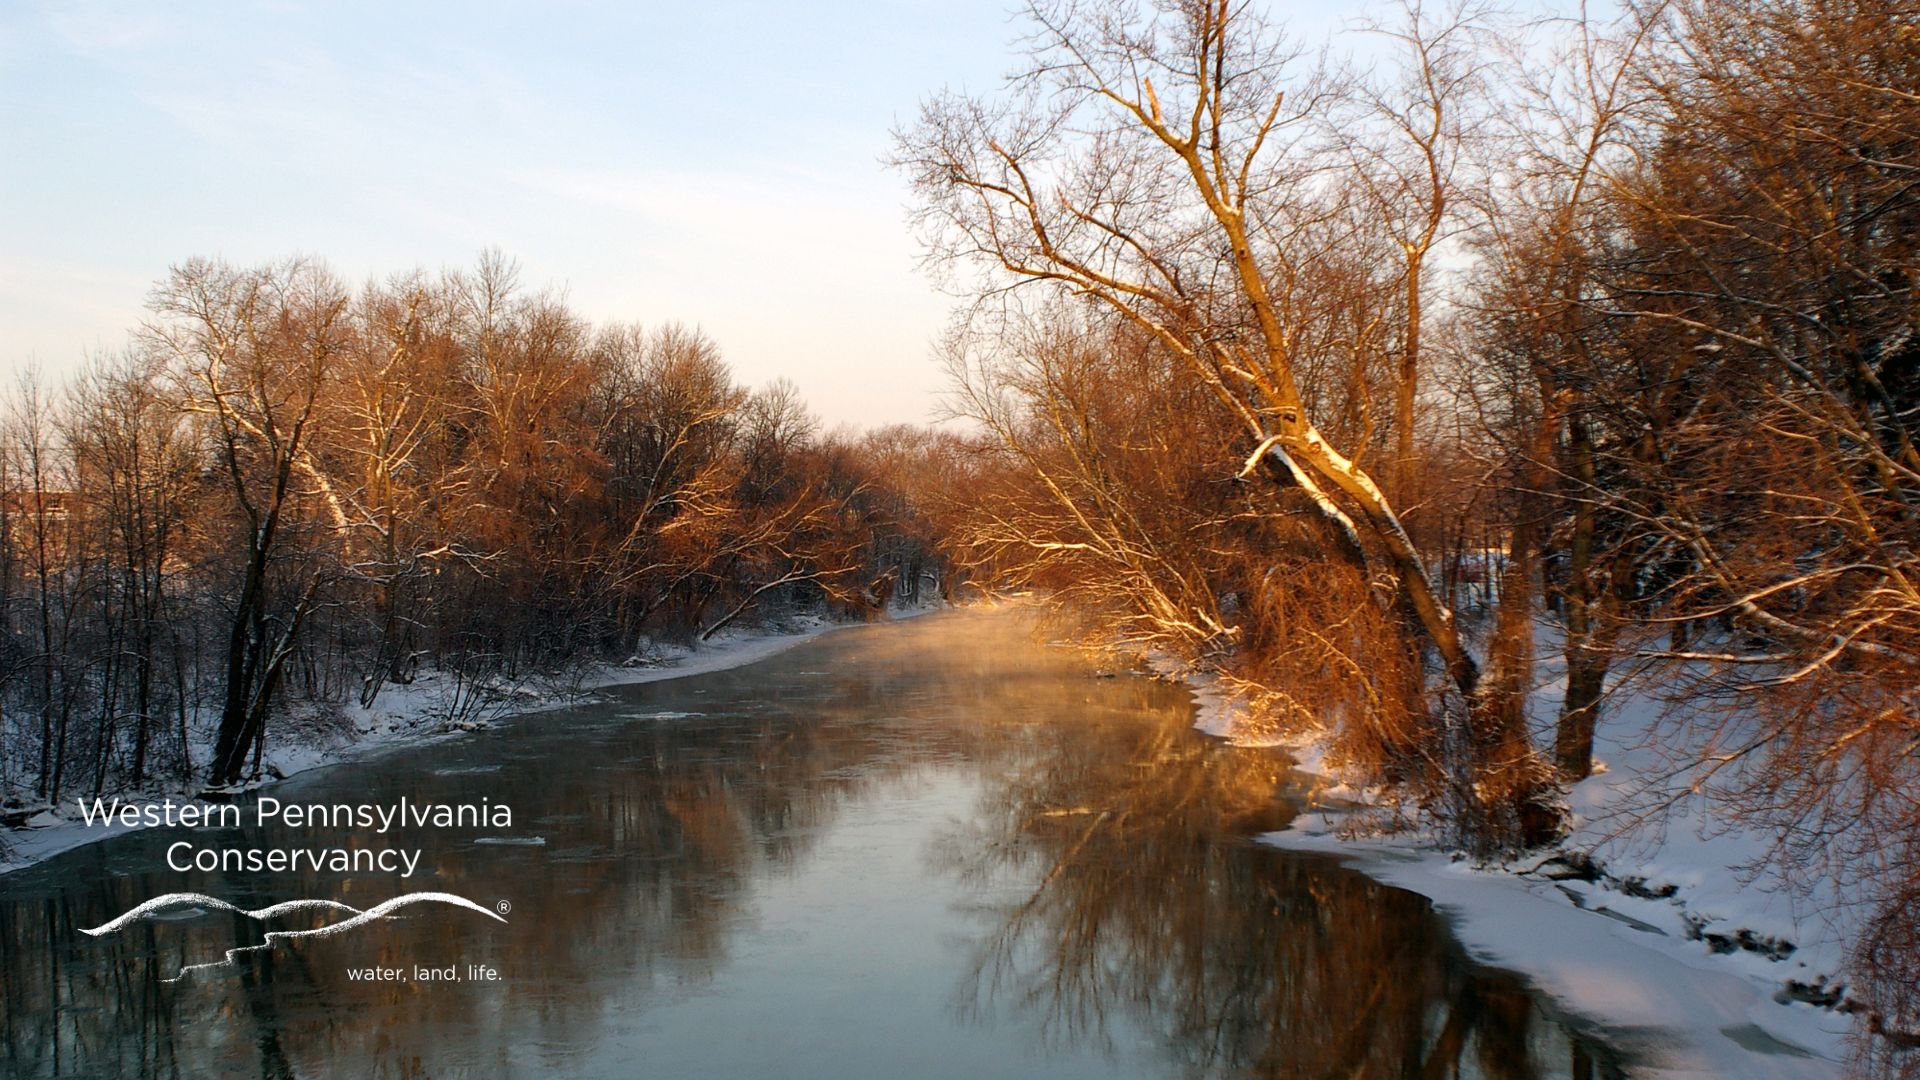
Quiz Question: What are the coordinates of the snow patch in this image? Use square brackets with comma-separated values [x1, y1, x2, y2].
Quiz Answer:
[1170, 620, 1858, 1078]
[1266, 820, 1847, 1079]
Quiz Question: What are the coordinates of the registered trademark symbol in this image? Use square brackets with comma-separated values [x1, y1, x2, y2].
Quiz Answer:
[496, 900, 512, 915]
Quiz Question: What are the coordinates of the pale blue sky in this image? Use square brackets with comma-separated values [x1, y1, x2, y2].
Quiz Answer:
[0, 1, 1465, 427]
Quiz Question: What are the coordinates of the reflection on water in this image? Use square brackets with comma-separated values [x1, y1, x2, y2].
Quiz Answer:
[0, 610, 1626, 1078]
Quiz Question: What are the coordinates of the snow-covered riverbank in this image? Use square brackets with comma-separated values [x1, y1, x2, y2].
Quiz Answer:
[1181, 648, 1855, 1079]
[0, 609, 921, 879]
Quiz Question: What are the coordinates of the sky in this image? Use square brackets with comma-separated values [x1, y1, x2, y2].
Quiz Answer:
[0, 1, 1441, 429]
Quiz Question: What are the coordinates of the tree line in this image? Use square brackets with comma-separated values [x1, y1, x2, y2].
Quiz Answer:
[894, 0, 1917, 1063]
[0, 253, 948, 802]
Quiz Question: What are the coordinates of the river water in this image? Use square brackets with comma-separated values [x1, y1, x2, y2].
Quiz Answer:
[0, 610, 1626, 1078]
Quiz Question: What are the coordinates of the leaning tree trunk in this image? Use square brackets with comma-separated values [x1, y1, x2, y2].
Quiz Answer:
[1284, 421, 1563, 848]
[1285, 425, 1479, 694]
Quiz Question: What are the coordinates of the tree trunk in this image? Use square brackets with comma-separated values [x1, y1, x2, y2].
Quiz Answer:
[1556, 652, 1605, 780]
[209, 539, 272, 787]
[1396, 252, 1421, 502]
[1554, 414, 1610, 781]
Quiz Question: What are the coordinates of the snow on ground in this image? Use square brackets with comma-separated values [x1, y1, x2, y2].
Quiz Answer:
[571, 615, 841, 691]
[1268, 824, 1846, 1078]
[1184, 626, 1856, 1079]
[0, 605, 935, 878]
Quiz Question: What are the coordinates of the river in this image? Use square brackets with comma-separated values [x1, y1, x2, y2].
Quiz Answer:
[0, 609, 1627, 1078]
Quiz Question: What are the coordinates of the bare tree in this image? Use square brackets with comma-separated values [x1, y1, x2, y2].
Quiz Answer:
[64, 351, 194, 786]
[1341, 0, 1487, 503]
[1456, 2, 1669, 782]
[5, 370, 76, 802]
[146, 258, 347, 788]
[897, 0, 1556, 844]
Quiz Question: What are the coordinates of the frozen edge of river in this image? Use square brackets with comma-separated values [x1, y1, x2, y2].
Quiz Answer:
[1178, 667, 1852, 1079]
[1261, 823, 1847, 1080]
[0, 606, 937, 879]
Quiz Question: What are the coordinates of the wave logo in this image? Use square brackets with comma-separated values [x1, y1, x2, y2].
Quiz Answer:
[81, 892, 507, 982]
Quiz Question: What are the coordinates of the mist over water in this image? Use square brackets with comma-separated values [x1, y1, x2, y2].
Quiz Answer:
[0, 611, 1624, 1078]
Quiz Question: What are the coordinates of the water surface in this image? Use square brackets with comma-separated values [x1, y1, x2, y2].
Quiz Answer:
[0, 610, 1625, 1078]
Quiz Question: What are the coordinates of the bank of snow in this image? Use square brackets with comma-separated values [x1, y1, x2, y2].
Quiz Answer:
[0, 609, 925, 878]
[1179, 643, 1854, 1080]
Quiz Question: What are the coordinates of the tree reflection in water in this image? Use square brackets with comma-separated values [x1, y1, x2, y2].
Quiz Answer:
[0, 611, 1628, 1078]
[938, 693, 1629, 1079]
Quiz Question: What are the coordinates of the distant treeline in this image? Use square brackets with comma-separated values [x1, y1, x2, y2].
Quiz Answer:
[0, 253, 959, 798]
